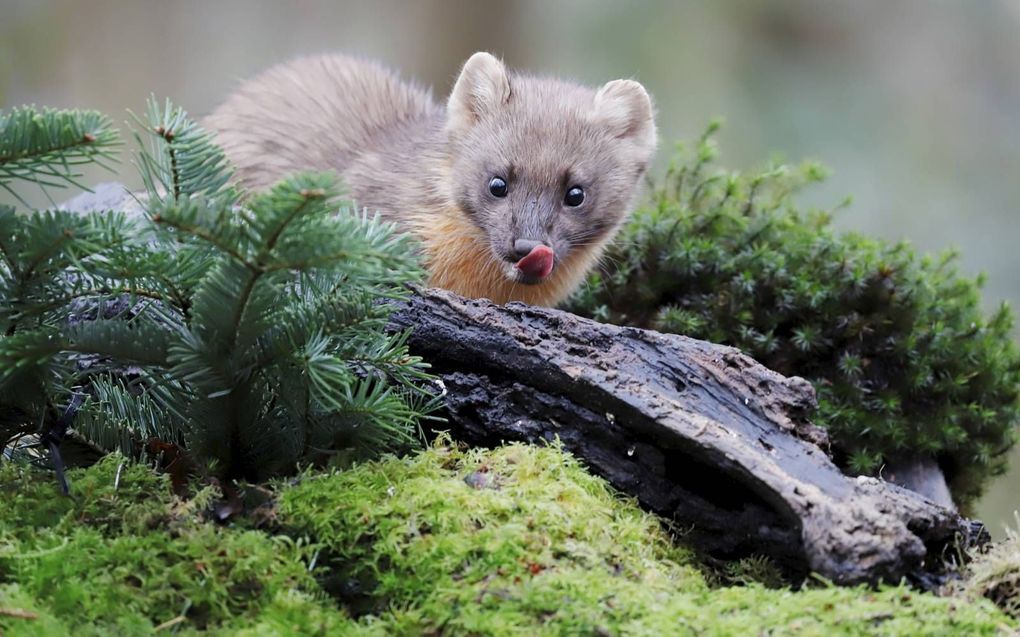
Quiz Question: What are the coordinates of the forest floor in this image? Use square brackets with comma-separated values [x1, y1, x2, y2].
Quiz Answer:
[1, 440, 1017, 636]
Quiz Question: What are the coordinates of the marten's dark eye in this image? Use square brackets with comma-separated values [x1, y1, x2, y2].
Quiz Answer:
[564, 186, 585, 207]
[489, 177, 508, 198]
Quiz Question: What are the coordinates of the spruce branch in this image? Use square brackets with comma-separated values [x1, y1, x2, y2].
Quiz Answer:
[73, 375, 188, 455]
[4, 97, 435, 484]
[0, 204, 18, 272]
[0, 106, 120, 206]
[130, 97, 236, 205]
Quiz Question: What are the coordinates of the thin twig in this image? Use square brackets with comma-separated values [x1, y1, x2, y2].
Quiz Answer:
[154, 615, 187, 632]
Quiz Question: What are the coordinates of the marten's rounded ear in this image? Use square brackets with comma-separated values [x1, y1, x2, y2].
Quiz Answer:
[447, 52, 511, 131]
[593, 79, 656, 150]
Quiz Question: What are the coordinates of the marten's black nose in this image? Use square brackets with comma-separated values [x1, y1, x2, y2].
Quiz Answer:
[513, 239, 545, 260]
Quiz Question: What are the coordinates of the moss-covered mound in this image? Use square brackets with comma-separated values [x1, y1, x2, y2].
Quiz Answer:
[567, 127, 1020, 508]
[0, 456, 354, 635]
[2, 446, 1015, 635]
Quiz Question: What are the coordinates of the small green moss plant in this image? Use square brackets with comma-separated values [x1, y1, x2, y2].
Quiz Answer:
[0, 100, 434, 481]
[568, 123, 1020, 507]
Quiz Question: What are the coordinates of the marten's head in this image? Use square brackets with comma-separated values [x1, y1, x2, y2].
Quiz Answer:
[444, 52, 657, 289]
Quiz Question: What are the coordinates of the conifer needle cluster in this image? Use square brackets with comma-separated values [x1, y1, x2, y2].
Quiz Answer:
[1, 100, 433, 481]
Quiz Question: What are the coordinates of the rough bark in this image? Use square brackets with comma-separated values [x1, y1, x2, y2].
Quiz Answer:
[389, 288, 976, 586]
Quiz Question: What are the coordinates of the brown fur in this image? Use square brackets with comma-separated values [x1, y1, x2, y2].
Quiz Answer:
[409, 207, 611, 306]
[206, 53, 656, 306]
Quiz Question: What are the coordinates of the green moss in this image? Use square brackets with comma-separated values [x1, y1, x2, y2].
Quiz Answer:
[1, 454, 200, 541]
[0, 584, 74, 637]
[279, 440, 703, 631]
[0, 456, 354, 635]
[567, 126, 1020, 508]
[2, 447, 1014, 635]
[225, 590, 365, 636]
[280, 439, 1014, 635]
[4, 527, 320, 633]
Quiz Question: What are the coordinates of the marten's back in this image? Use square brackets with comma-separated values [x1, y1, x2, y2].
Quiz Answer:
[205, 54, 440, 191]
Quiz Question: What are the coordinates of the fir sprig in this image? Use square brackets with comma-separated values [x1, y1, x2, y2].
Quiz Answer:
[0, 106, 120, 206]
[131, 96, 236, 205]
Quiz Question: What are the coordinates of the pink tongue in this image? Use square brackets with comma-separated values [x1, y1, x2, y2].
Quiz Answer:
[515, 245, 555, 279]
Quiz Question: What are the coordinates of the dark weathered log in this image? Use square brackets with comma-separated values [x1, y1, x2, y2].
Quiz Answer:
[389, 288, 974, 586]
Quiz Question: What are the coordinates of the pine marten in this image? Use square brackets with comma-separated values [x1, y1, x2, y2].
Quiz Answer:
[206, 52, 657, 306]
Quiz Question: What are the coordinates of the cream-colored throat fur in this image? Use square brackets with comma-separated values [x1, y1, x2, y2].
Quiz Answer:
[412, 210, 603, 307]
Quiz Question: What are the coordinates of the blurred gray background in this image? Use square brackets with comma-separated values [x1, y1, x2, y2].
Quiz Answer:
[2, 0, 1018, 534]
